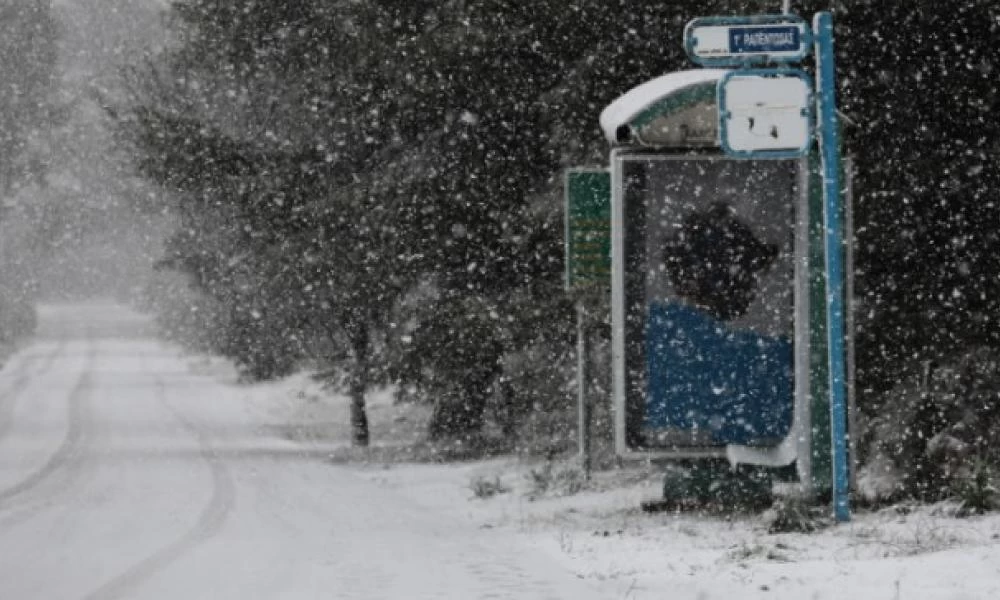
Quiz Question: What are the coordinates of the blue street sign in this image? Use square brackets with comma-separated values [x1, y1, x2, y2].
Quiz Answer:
[685, 15, 811, 67]
[729, 26, 800, 54]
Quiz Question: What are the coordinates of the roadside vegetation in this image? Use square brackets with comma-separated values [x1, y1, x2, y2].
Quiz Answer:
[0, 2, 59, 350]
[93, 0, 1000, 514]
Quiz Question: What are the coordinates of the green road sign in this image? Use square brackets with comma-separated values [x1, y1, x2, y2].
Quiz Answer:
[565, 169, 611, 289]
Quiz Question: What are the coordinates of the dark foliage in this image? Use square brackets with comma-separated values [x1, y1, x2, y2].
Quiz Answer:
[0, 1, 59, 340]
[0, 1, 59, 198]
[831, 1, 1000, 401]
[117, 0, 1000, 460]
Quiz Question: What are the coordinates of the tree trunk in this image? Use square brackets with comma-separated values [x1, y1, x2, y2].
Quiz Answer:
[498, 374, 518, 440]
[349, 323, 370, 447]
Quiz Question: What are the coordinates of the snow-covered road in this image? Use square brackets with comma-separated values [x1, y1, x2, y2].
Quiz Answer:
[0, 303, 603, 600]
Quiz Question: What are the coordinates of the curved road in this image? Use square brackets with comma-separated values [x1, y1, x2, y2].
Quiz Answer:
[0, 303, 601, 600]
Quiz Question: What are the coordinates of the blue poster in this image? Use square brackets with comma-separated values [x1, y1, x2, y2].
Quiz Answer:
[621, 157, 797, 450]
[645, 302, 792, 445]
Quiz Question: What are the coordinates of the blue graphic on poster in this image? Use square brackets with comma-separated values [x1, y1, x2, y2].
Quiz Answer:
[645, 302, 792, 445]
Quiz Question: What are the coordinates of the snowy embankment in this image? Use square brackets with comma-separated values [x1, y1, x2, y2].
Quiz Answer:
[198, 356, 1000, 600]
[368, 465, 1000, 600]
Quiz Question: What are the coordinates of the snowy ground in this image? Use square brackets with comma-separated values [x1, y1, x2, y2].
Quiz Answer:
[2, 303, 999, 599]
[0, 303, 603, 599]
[243, 325, 1000, 600]
[371, 463, 1000, 600]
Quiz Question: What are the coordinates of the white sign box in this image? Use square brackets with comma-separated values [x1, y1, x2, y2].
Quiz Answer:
[718, 70, 813, 158]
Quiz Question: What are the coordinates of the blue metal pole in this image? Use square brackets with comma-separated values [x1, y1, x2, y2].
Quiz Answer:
[814, 11, 850, 522]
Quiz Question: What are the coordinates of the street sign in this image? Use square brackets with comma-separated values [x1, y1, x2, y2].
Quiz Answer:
[565, 169, 611, 289]
[718, 69, 813, 159]
[685, 15, 811, 67]
[730, 26, 801, 54]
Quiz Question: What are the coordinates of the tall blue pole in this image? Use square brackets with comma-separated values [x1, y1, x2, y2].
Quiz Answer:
[814, 11, 850, 522]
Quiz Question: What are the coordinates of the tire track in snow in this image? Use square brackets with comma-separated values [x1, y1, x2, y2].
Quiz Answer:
[81, 374, 236, 600]
[0, 342, 67, 442]
[0, 343, 92, 508]
[0, 347, 40, 396]
[0, 343, 104, 531]
[0, 351, 42, 435]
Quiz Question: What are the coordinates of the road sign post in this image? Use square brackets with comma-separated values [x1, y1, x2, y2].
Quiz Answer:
[813, 11, 850, 524]
[565, 168, 611, 481]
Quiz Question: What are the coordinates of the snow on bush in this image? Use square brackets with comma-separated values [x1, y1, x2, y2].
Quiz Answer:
[860, 347, 1000, 504]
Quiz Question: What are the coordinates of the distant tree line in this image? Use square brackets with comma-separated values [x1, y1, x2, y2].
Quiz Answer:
[118, 0, 1000, 484]
[0, 0, 59, 345]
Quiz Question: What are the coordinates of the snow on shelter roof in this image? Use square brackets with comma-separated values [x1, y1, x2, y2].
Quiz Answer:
[599, 69, 729, 143]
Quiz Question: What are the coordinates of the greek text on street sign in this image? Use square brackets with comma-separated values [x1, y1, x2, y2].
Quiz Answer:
[685, 16, 811, 66]
[565, 169, 611, 289]
[730, 27, 800, 54]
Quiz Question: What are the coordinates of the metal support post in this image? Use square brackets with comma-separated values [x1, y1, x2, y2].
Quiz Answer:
[814, 11, 850, 522]
[845, 157, 859, 497]
[577, 300, 592, 481]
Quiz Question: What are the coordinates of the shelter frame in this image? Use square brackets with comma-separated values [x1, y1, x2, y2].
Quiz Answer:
[610, 149, 814, 490]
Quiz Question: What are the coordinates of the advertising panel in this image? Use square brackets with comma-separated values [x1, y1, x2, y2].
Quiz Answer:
[615, 155, 800, 453]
